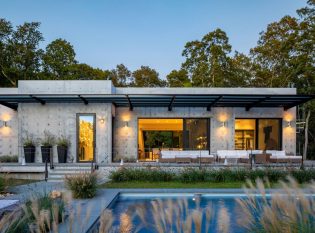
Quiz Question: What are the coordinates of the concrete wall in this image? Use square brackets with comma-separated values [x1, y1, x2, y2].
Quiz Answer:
[18, 103, 113, 164]
[113, 106, 296, 160]
[18, 80, 113, 94]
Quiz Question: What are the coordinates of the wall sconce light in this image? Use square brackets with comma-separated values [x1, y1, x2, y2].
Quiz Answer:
[99, 117, 105, 124]
[287, 121, 292, 128]
[221, 121, 226, 127]
[1, 120, 9, 128]
[124, 121, 129, 128]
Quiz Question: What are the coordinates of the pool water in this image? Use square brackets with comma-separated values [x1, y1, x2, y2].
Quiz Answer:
[89, 193, 263, 233]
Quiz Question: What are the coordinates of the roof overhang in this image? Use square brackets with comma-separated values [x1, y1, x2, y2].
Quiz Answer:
[0, 94, 313, 111]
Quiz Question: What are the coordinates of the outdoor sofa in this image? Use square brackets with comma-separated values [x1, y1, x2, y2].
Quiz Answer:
[159, 150, 214, 163]
[217, 150, 302, 164]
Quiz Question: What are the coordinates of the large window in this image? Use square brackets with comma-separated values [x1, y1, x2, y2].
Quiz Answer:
[258, 119, 281, 150]
[235, 119, 256, 150]
[138, 118, 209, 161]
[235, 119, 281, 150]
[183, 119, 209, 150]
[77, 114, 95, 162]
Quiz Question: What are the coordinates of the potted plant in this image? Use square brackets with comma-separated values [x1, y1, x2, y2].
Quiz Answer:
[57, 136, 70, 163]
[41, 131, 55, 163]
[23, 134, 36, 163]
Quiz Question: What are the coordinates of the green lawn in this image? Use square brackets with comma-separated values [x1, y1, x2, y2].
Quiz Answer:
[100, 181, 247, 189]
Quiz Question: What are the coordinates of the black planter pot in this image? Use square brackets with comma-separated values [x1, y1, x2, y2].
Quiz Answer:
[24, 146, 35, 163]
[57, 146, 68, 163]
[41, 146, 52, 163]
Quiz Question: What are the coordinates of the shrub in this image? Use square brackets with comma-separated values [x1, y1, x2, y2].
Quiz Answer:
[290, 169, 315, 183]
[0, 155, 18, 163]
[109, 168, 315, 184]
[65, 172, 98, 198]
[0, 176, 5, 192]
[179, 168, 207, 182]
[110, 168, 174, 182]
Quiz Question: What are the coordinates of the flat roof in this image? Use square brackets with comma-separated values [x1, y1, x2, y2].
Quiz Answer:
[0, 93, 313, 111]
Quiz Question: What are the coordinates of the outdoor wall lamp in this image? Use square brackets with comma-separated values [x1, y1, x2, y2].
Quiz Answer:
[0, 120, 9, 128]
[287, 121, 292, 128]
[221, 121, 226, 127]
[99, 117, 105, 124]
[124, 121, 129, 127]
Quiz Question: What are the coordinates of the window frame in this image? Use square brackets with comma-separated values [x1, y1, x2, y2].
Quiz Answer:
[76, 113, 96, 163]
[235, 118, 282, 150]
[137, 117, 210, 161]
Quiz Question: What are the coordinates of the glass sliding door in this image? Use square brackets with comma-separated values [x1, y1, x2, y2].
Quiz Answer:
[137, 118, 210, 161]
[183, 119, 209, 150]
[77, 114, 95, 162]
[258, 119, 281, 150]
[234, 118, 282, 150]
[235, 119, 256, 150]
[138, 119, 183, 161]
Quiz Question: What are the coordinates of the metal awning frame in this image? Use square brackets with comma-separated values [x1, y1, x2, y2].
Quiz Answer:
[0, 93, 314, 111]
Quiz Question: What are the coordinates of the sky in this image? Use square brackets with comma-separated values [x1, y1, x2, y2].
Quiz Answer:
[0, 0, 307, 79]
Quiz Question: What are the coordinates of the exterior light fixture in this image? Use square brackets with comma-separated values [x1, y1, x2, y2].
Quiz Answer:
[1, 120, 9, 127]
[99, 117, 105, 124]
[124, 121, 129, 127]
[221, 121, 226, 127]
[287, 121, 292, 127]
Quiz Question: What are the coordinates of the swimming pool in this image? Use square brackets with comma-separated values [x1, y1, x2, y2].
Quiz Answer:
[87, 193, 269, 233]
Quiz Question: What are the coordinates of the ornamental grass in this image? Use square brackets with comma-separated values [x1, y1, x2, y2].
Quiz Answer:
[64, 172, 98, 199]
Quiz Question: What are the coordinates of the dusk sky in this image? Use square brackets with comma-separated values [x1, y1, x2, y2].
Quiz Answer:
[1, 0, 306, 79]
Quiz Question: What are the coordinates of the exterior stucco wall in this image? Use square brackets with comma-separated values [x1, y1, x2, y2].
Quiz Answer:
[113, 106, 296, 160]
[18, 103, 113, 164]
[0, 105, 18, 157]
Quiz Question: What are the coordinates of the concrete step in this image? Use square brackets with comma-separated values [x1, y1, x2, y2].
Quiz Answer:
[51, 166, 92, 171]
[49, 170, 91, 174]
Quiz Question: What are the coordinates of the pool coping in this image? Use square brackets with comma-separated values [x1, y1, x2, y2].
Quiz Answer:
[58, 188, 315, 233]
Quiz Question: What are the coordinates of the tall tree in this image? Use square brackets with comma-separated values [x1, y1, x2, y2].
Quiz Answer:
[42, 38, 76, 79]
[250, 16, 300, 87]
[109, 64, 132, 87]
[166, 69, 191, 87]
[0, 19, 14, 86]
[182, 28, 232, 87]
[132, 66, 167, 87]
[228, 52, 253, 87]
[0, 19, 43, 86]
[67, 63, 110, 80]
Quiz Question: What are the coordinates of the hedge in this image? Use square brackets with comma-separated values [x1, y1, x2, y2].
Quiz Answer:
[109, 168, 315, 184]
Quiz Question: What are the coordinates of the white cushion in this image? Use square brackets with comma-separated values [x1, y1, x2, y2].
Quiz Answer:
[200, 154, 214, 158]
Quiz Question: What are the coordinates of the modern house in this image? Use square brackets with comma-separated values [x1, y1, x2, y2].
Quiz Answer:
[0, 80, 314, 167]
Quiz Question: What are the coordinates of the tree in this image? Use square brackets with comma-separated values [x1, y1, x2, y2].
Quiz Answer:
[166, 69, 191, 87]
[182, 28, 232, 87]
[42, 38, 76, 79]
[132, 66, 167, 87]
[0, 19, 43, 86]
[109, 64, 132, 87]
[228, 52, 253, 87]
[0, 18, 14, 86]
[67, 63, 111, 80]
[250, 1, 315, 159]
[250, 16, 300, 87]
